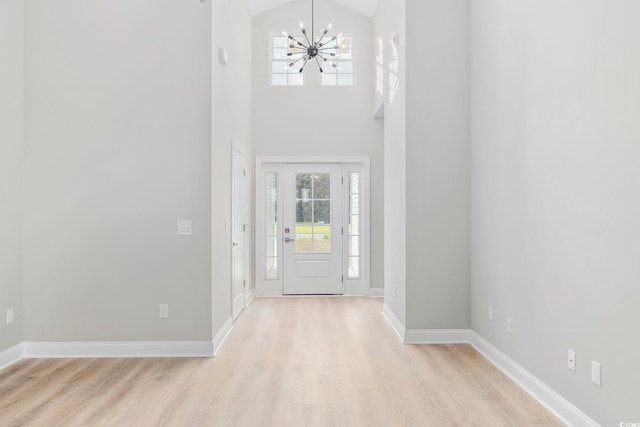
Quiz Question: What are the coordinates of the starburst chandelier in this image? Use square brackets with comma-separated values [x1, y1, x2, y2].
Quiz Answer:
[282, 0, 342, 74]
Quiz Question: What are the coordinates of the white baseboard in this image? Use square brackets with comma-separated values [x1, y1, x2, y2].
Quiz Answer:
[245, 289, 256, 307]
[382, 305, 471, 344]
[380, 309, 596, 425]
[470, 332, 599, 427]
[0, 343, 24, 370]
[404, 329, 472, 344]
[368, 288, 384, 297]
[213, 317, 233, 356]
[382, 303, 405, 342]
[22, 341, 214, 358]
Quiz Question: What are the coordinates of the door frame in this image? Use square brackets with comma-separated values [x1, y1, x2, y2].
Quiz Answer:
[282, 163, 344, 295]
[231, 143, 248, 320]
[255, 156, 371, 297]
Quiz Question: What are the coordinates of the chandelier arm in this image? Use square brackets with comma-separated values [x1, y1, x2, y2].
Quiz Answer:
[318, 37, 331, 48]
[302, 31, 312, 46]
[314, 56, 324, 73]
[318, 46, 339, 50]
[317, 25, 332, 46]
[288, 37, 308, 49]
[288, 54, 309, 69]
[312, 0, 314, 43]
[299, 55, 311, 73]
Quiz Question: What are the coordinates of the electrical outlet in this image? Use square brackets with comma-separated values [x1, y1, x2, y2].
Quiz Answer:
[488, 305, 493, 321]
[591, 361, 601, 387]
[177, 220, 192, 235]
[159, 304, 169, 319]
[568, 349, 576, 372]
[506, 316, 512, 333]
[6, 308, 14, 325]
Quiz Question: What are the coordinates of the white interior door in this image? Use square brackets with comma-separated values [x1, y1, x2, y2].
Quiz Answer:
[232, 148, 246, 320]
[283, 164, 343, 295]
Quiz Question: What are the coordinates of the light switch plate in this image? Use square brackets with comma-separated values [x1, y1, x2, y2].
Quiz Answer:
[159, 304, 169, 319]
[177, 220, 192, 235]
[6, 308, 14, 325]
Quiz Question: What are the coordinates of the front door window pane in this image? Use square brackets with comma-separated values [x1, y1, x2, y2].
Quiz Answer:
[295, 173, 331, 253]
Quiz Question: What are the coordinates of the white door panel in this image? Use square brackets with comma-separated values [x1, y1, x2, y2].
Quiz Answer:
[232, 148, 246, 320]
[283, 164, 343, 295]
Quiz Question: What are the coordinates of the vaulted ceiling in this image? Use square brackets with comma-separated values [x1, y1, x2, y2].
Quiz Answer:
[246, 0, 379, 18]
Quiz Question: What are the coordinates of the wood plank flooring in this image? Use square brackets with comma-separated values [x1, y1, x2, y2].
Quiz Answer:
[0, 298, 563, 426]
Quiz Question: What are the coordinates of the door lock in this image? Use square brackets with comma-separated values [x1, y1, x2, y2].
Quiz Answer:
[284, 237, 296, 243]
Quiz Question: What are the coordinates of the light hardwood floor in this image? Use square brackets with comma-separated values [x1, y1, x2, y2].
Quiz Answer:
[0, 298, 562, 426]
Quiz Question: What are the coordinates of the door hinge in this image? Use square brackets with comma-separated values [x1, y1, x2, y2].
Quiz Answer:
[243, 224, 246, 232]
[341, 227, 344, 235]
[243, 280, 246, 287]
[243, 169, 246, 177]
[342, 275, 344, 283]
[341, 176, 344, 184]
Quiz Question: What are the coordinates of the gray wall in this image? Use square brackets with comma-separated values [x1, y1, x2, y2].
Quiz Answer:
[470, 0, 640, 424]
[0, 0, 24, 352]
[375, 0, 406, 323]
[23, 0, 213, 342]
[211, 0, 254, 334]
[253, 0, 385, 291]
[405, 0, 470, 330]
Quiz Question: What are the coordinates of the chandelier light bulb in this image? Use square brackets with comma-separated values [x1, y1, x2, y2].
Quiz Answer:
[327, 22, 333, 30]
[299, 21, 305, 29]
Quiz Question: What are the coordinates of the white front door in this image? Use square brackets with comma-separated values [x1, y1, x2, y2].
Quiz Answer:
[282, 164, 344, 295]
[232, 148, 246, 320]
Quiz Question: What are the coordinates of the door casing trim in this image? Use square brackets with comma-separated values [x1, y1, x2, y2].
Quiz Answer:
[255, 157, 371, 297]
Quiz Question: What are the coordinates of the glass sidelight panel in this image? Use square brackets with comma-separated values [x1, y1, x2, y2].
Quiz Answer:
[347, 172, 360, 278]
[266, 172, 279, 279]
[295, 173, 331, 253]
